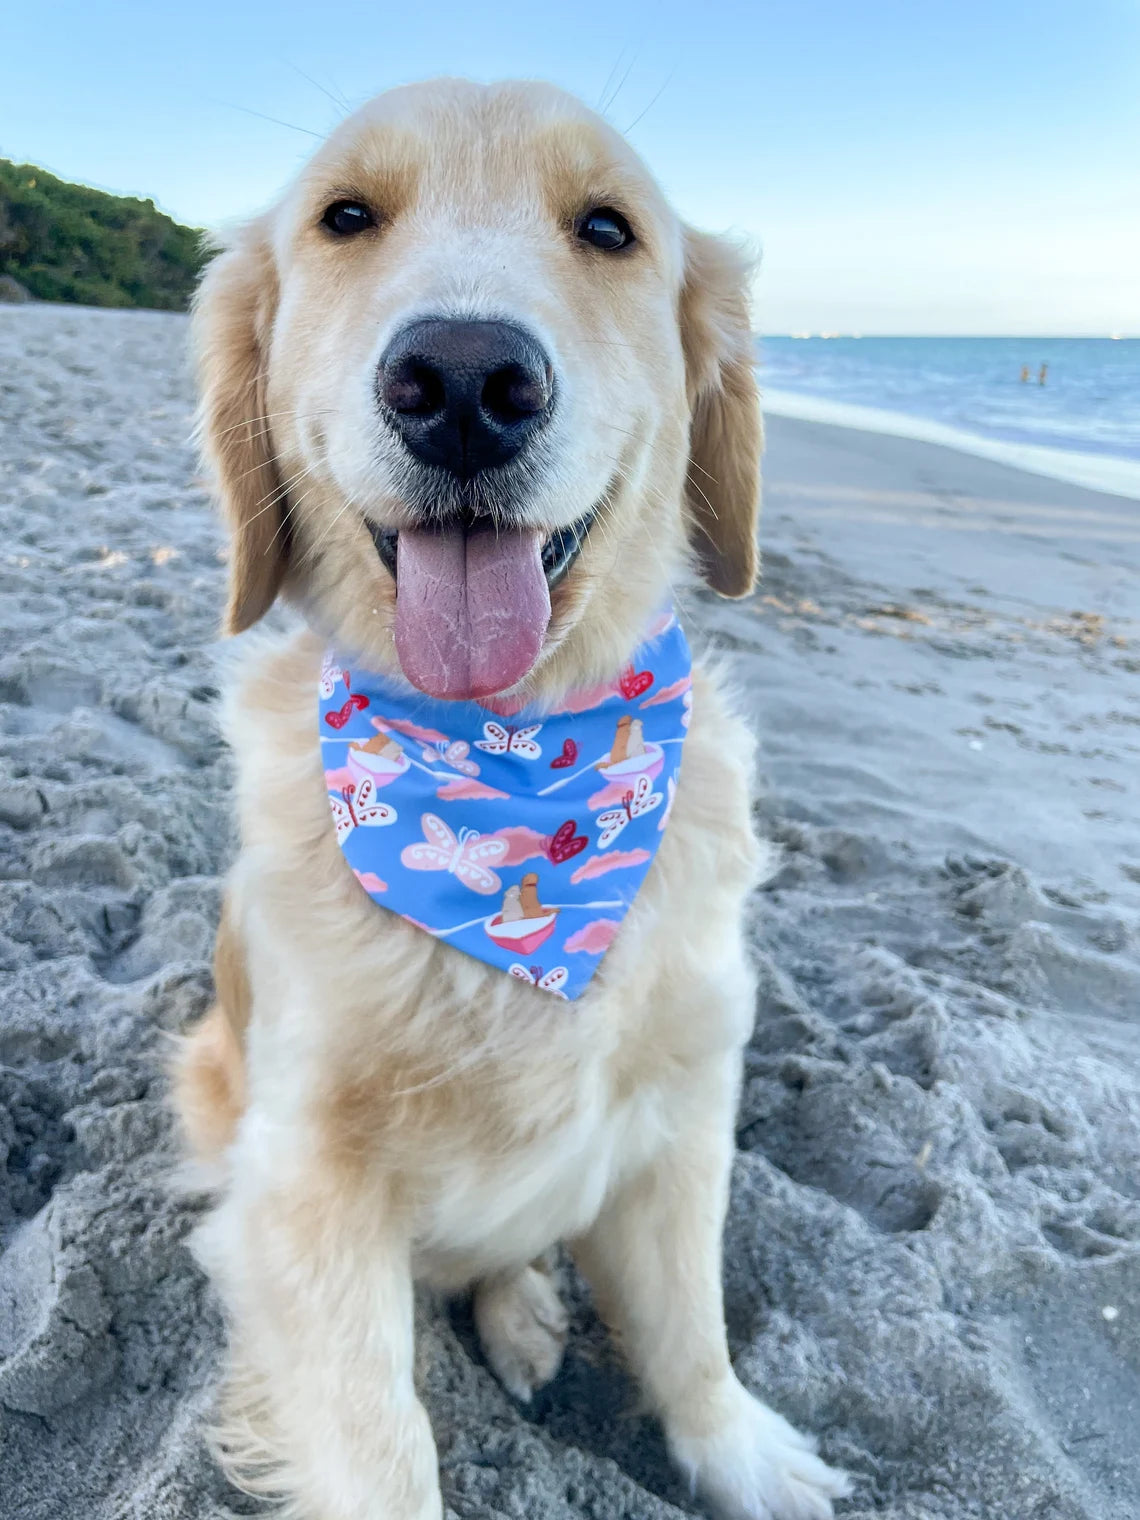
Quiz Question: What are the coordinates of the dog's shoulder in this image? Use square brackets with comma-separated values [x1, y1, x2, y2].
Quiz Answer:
[663, 656, 761, 891]
[218, 625, 329, 853]
[593, 654, 765, 1063]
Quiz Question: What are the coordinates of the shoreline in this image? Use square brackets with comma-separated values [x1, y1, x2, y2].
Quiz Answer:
[761, 382, 1140, 502]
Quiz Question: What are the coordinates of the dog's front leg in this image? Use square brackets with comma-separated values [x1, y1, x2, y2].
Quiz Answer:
[572, 1056, 851, 1520]
[205, 1170, 441, 1520]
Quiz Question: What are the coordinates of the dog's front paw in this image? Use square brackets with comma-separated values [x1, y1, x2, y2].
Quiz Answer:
[473, 1263, 568, 1403]
[668, 1380, 851, 1520]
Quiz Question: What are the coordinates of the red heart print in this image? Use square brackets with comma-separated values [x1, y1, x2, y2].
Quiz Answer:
[550, 738, 578, 769]
[343, 670, 351, 691]
[619, 665, 653, 700]
[547, 819, 588, 865]
[325, 692, 370, 728]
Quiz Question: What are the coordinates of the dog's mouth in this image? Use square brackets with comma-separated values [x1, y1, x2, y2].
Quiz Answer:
[368, 511, 593, 592]
[366, 511, 594, 702]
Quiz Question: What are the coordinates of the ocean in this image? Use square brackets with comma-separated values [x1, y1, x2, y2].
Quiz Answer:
[757, 336, 1140, 499]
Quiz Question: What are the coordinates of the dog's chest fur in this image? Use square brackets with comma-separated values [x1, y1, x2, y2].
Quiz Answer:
[223, 629, 763, 1281]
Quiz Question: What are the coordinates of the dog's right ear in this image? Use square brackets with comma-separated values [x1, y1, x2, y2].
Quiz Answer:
[679, 227, 763, 598]
[192, 218, 288, 634]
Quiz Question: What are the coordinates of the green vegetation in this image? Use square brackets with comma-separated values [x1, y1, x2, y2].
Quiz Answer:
[0, 159, 206, 310]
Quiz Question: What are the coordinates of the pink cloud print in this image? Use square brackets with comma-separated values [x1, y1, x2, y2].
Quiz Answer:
[570, 848, 651, 885]
[564, 918, 621, 955]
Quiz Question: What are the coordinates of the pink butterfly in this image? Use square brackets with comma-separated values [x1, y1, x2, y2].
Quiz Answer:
[508, 963, 569, 998]
[327, 779, 397, 840]
[474, 720, 543, 759]
[401, 813, 508, 895]
[319, 653, 345, 699]
[595, 773, 663, 848]
[420, 738, 480, 777]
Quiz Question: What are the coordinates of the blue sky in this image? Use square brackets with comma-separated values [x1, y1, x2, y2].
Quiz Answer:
[2, 0, 1137, 334]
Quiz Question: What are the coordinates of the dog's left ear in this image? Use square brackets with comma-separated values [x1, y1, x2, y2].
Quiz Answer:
[679, 228, 763, 597]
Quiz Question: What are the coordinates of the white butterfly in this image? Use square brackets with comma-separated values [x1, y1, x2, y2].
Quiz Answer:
[474, 720, 543, 759]
[327, 778, 397, 839]
[420, 738, 480, 777]
[319, 653, 344, 699]
[508, 963, 569, 998]
[401, 813, 508, 895]
[595, 773, 663, 848]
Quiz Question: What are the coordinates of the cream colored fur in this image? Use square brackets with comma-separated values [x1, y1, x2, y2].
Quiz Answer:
[177, 78, 851, 1520]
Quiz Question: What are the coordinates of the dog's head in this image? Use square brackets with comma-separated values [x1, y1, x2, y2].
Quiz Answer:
[193, 79, 761, 703]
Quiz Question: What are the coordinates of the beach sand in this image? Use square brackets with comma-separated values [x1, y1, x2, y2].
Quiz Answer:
[1, 305, 1138, 1520]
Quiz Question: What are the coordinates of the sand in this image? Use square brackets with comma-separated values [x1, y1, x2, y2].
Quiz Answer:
[1, 304, 1138, 1520]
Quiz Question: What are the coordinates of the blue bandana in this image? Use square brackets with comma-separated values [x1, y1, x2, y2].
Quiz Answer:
[319, 609, 691, 999]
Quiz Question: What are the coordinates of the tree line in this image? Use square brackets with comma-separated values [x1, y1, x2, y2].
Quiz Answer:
[0, 159, 206, 310]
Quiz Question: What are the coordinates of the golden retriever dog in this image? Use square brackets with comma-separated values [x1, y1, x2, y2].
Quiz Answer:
[176, 78, 850, 1520]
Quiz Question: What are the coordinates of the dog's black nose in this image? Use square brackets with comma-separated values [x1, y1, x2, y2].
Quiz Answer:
[378, 319, 554, 479]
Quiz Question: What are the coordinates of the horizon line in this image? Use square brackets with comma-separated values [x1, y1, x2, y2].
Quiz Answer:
[757, 332, 1138, 341]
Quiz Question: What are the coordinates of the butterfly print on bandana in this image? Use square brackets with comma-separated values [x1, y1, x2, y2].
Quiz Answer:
[474, 720, 543, 759]
[595, 774, 663, 847]
[328, 778, 397, 840]
[420, 738, 480, 777]
[401, 813, 509, 894]
[508, 963, 569, 998]
[319, 653, 345, 700]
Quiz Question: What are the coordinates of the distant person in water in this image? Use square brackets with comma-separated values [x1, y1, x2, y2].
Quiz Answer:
[1038, 363, 1048, 385]
[1020, 364, 1030, 383]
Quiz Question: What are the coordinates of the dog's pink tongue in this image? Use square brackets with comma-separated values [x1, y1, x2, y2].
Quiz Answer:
[395, 526, 550, 701]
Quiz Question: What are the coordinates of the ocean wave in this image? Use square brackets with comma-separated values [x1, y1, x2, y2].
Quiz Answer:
[761, 385, 1140, 501]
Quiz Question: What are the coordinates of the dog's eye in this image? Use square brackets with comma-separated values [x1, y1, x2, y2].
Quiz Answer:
[577, 208, 634, 251]
[321, 201, 375, 236]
